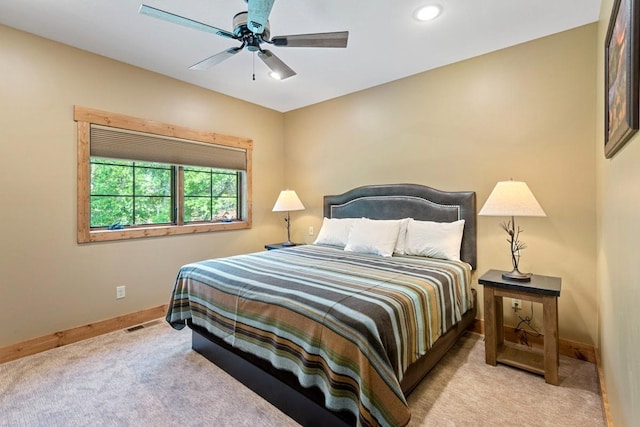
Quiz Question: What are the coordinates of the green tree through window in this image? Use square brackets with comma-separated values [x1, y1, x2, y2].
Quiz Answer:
[184, 167, 238, 222]
[90, 158, 239, 228]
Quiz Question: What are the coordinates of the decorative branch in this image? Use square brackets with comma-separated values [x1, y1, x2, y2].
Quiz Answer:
[500, 218, 527, 270]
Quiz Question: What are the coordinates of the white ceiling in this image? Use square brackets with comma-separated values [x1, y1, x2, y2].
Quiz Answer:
[0, 0, 601, 112]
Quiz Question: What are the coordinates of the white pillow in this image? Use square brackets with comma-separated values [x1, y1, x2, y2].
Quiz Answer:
[344, 219, 401, 257]
[313, 218, 361, 247]
[404, 219, 465, 261]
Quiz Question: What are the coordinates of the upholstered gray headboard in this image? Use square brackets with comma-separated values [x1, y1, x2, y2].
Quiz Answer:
[323, 184, 477, 269]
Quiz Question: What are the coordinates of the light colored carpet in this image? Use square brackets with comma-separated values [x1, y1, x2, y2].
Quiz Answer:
[0, 321, 604, 426]
[405, 332, 604, 426]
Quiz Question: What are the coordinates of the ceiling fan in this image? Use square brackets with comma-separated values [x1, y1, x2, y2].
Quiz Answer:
[139, 0, 349, 80]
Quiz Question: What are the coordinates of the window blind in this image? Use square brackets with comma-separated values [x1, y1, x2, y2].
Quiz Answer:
[90, 125, 246, 170]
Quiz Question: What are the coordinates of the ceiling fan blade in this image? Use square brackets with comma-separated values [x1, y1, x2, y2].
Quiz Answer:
[247, 0, 275, 35]
[139, 4, 236, 39]
[257, 50, 296, 80]
[189, 47, 243, 70]
[271, 31, 349, 48]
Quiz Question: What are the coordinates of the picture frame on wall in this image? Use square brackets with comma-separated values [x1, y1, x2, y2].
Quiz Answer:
[604, 0, 640, 159]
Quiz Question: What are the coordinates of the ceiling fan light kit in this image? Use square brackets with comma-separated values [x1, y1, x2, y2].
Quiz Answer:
[139, 0, 349, 80]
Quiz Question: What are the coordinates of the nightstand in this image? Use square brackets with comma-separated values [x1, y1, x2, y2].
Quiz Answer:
[265, 242, 300, 250]
[478, 269, 562, 385]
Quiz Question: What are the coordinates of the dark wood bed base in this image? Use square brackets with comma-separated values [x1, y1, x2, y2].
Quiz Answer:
[189, 184, 478, 426]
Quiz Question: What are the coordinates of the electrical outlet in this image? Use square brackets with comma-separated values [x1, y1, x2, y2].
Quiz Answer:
[512, 298, 522, 311]
[116, 285, 126, 299]
[308, 226, 314, 236]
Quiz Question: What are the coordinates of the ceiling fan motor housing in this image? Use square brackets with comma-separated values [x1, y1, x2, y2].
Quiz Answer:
[233, 11, 270, 51]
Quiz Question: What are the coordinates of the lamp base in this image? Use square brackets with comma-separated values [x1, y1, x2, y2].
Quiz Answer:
[281, 240, 296, 247]
[502, 268, 532, 282]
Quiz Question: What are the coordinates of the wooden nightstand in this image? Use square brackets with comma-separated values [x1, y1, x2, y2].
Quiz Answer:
[478, 269, 562, 385]
[265, 243, 300, 250]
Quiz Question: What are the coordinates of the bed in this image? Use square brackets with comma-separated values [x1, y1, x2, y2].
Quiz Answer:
[166, 184, 477, 427]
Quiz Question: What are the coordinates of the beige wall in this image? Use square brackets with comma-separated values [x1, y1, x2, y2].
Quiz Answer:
[284, 25, 598, 345]
[596, 1, 640, 424]
[0, 25, 286, 347]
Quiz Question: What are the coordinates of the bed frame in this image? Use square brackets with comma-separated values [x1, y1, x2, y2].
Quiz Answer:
[190, 183, 478, 426]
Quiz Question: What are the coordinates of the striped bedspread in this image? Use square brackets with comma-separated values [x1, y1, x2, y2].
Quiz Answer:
[166, 245, 472, 427]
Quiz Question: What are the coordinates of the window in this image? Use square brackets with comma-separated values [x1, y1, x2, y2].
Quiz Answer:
[75, 106, 252, 243]
[90, 159, 173, 227]
[183, 167, 239, 223]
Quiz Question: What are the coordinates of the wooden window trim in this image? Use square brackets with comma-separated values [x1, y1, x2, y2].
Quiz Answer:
[75, 106, 253, 243]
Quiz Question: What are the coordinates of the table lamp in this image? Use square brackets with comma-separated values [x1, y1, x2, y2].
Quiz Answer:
[272, 190, 305, 246]
[479, 180, 546, 281]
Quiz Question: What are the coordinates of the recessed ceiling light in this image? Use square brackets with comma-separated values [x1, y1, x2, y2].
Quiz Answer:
[413, 4, 442, 22]
[270, 72, 282, 80]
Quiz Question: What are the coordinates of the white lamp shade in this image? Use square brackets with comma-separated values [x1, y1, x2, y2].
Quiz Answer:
[478, 181, 546, 217]
[272, 190, 305, 212]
